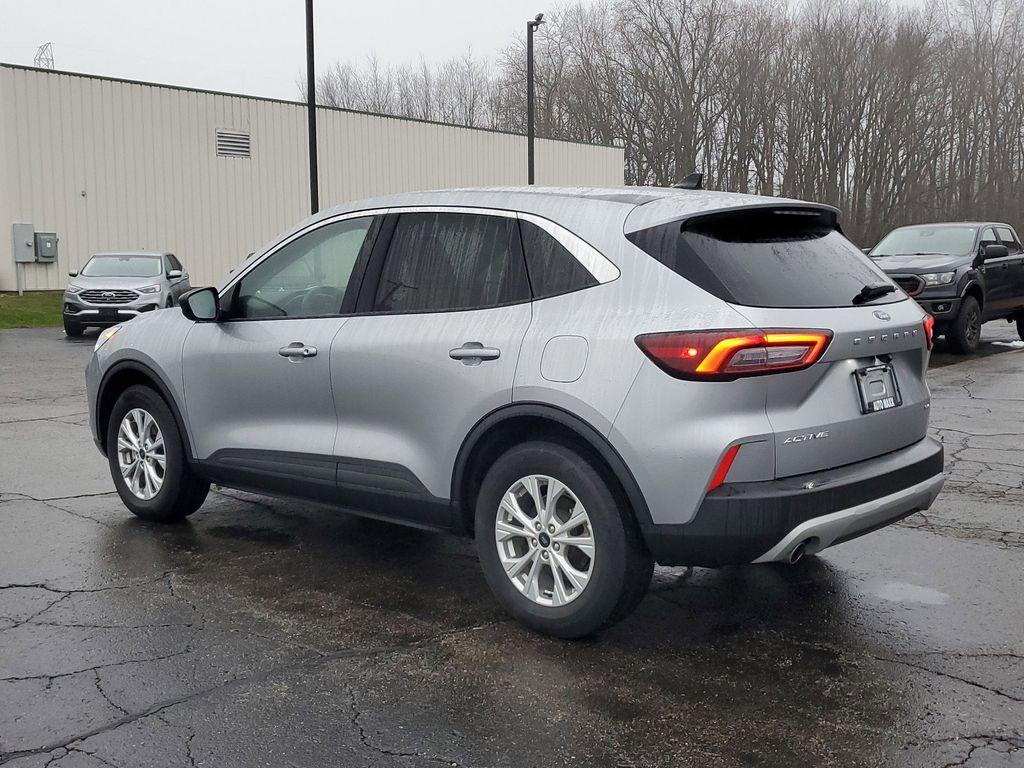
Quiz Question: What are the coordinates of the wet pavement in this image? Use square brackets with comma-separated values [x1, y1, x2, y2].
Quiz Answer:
[1, 324, 1022, 768]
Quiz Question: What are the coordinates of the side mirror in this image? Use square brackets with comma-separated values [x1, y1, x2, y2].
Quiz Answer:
[68, 271, 77, 278]
[179, 287, 220, 322]
[983, 244, 1008, 260]
[167, 269, 183, 279]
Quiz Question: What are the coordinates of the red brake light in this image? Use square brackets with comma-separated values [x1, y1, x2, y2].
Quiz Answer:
[922, 314, 935, 349]
[636, 328, 833, 380]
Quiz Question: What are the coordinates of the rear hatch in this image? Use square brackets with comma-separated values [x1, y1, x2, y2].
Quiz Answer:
[627, 205, 932, 478]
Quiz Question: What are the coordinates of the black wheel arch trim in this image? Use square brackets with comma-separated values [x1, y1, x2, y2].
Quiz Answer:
[959, 278, 984, 307]
[451, 401, 654, 531]
[96, 360, 194, 460]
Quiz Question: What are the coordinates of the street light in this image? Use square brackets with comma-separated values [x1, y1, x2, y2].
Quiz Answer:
[526, 12, 545, 185]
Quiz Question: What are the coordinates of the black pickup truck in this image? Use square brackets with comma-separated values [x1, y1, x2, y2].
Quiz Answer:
[868, 222, 1024, 353]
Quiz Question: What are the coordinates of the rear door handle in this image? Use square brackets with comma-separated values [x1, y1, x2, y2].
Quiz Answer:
[449, 342, 500, 363]
[278, 342, 317, 358]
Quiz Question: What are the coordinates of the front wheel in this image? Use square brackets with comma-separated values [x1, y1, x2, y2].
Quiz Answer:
[1016, 315, 1024, 342]
[475, 441, 654, 639]
[106, 385, 209, 522]
[947, 295, 982, 354]
[63, 318, 84, 338]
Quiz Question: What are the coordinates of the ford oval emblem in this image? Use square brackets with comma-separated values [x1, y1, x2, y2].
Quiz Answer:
[873, 310, 891, 321]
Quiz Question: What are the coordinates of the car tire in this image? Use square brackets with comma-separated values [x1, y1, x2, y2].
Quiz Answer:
[947, 295, 982, 354]
[63, 318, 84, 338]
[1016, 316, 1024, 342]
[475, 440, 654, 639]
[106, 385, 209, 522]
[166, 297, 174, 308]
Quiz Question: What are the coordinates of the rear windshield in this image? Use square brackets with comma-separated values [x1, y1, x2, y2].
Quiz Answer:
[81, 255, 163, 278]
[626, 208, 901, 308]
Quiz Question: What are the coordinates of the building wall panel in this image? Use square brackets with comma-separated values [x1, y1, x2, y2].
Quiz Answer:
[0, 65, 623, 291]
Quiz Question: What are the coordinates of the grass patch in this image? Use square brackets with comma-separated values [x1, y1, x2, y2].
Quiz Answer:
[0, 291, 64, 328]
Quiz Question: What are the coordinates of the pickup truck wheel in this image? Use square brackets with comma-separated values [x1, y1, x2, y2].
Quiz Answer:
[475, 441, 654, 639]
[947, 296, 982, 354]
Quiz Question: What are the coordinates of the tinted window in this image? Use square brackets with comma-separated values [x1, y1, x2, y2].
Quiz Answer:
[996, 227, 1021, 252]
[81, 255, 163, 278]
[519, 219, 598, 299]
[871, 226, 977, 257]
[627, 208, 900, 308]
[232, 217, 374, 319]
[167, 254, 183, 271]
[373, 213, 528, 313]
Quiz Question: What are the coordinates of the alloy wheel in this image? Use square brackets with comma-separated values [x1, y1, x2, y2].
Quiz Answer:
[966, 308, 981, 344]
[494, 475, 595, 606]
[116, 408, 166, 500]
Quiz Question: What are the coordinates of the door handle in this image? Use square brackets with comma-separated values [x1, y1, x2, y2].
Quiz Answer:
[278, 342, 317, 358]
[449, 342, 501, 363]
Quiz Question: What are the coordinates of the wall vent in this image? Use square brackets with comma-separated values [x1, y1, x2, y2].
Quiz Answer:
[216, 129, 251, 158]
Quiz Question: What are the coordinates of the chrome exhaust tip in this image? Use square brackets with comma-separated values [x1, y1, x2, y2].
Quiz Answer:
[789, 537, 820, 564]
[790, 541, 808, 564]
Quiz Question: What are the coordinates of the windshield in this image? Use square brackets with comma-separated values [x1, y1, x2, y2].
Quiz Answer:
[81, 255, 163, 278]
[871, 227, 976, 257]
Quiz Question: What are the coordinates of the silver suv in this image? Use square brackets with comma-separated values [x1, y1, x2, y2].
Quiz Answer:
[86, 188, 945, 637]
[64, 251, 191, 337]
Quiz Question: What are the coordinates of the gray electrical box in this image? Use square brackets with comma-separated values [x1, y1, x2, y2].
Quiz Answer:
[12, 224, 35, 263]
[34, 232, 58, 262]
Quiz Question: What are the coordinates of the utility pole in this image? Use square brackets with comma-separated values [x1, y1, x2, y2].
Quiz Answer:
[305, 0, 319, 214]
[526, 13, 545, 185]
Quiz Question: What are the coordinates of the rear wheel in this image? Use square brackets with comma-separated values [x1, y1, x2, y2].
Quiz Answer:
[475, 441, 653, 638]
[106, 385, 209, 522]
[63, 318, 84, 338]
[947, 295, 982, 354]
[1016, 316, 1024, 342]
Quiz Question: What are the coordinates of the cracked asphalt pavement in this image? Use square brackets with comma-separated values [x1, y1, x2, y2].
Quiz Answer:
[1, 324, 1023, 768]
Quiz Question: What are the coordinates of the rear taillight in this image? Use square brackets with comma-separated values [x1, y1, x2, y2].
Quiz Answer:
[922, 314, 935, 350]
[635, 328, 833, 381]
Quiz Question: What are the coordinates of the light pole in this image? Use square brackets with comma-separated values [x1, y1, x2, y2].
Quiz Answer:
[526, 13, 545, 185]
[305, 0, 319, 214]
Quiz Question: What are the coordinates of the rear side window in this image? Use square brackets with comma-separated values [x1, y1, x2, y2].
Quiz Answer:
[519, 219, 598, 299]
[996, 227, 1022, 253]
[373, 213, 529, 313]
[627, 208, 900, 308]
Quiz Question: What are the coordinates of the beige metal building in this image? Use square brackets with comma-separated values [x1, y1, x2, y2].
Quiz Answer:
[0, 63, 623, 292]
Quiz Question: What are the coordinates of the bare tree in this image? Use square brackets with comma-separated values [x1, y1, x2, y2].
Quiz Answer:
[304, 0, 1024, 245]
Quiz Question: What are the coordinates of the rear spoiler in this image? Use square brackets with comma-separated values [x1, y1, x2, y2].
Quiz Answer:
[624, 195, 841, 236]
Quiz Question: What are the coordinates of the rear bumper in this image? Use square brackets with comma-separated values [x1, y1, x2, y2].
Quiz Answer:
[641, 436, 944, 567]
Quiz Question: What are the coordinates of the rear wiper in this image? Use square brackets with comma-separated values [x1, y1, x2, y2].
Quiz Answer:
[852, 283, 896, 305]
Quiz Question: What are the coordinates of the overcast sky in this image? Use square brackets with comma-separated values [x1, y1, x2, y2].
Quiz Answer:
[0, 0, 567, 101]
